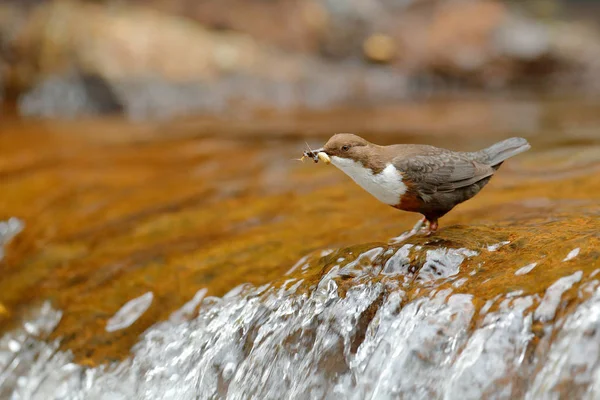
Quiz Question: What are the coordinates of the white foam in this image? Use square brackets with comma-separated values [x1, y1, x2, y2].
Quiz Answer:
[515, 262, 537, 276]
[106, 292, 154, 332]
[563, 247, 580, 262]
[486, 241, 511, 252]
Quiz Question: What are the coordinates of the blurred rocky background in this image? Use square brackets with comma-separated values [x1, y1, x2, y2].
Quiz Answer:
[1, 0, 599, 119]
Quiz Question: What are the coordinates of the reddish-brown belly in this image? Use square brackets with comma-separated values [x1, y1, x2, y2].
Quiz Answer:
[395, 191, 424, 213]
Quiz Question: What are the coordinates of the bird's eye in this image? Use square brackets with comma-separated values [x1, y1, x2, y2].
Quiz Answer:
[342, 145, 350, 151]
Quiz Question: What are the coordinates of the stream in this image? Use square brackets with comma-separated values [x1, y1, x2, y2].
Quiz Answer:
[0, 98, 599, 399]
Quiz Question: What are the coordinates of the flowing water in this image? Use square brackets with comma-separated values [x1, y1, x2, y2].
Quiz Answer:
[0, 99, 599, 399]
[1, 244, 599, 399]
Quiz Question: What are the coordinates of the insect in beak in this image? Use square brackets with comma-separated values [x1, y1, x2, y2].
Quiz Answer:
[317, 152, 331, 164]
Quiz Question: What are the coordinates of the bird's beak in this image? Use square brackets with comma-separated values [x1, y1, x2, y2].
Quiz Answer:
[303, 148, 331, 164]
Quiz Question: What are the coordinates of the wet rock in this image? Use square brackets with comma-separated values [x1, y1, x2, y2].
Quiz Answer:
[2, 1, 600, 118]
[0, 98, 600, 396]
[0, 98, 599, 371]
[493, 15, 550, 61]
[419, 0, 561, 87]
[363, 33, 397, 63]
[1, 226, 599, 398]
[19, 70, 124, 117]
[424, 1, 509, 73]
[0, 2, 317, 117]
[1, 1, 413, 119]
[122, 0, 316, 54]
[143, 0, 600, 88]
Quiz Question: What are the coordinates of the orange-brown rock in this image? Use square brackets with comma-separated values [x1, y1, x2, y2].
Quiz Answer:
[1, 99, 599, 365]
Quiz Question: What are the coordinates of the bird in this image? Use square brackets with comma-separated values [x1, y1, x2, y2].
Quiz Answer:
[303, 133, 530, 235]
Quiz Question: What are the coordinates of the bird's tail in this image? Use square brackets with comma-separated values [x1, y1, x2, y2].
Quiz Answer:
[482, 137, 530, 167]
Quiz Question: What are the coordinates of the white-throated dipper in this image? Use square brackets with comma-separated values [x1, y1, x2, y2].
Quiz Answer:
[303, 134, 530, 235]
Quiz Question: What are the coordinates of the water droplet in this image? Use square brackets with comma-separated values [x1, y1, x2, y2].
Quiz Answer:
[8, 339, 21, 352]
[106, 292, 154, 332]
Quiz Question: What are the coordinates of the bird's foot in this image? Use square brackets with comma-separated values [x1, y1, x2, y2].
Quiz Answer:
[390, 218, 437, 243]
[389, 218, 425, 243]
[423, 220, 438, 236]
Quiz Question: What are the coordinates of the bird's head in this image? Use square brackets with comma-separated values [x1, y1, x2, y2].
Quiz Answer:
[308, 133, 372, 165]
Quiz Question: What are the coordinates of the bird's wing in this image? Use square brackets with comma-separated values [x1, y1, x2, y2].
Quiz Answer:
[393, 152, 494, 195]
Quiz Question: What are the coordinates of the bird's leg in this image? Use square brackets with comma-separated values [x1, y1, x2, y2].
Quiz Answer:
[424, 219, 438, 236]
[410, 216, 428, 234]
[390, 216, 429, 243]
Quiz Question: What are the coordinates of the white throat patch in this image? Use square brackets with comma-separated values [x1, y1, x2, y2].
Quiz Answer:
[330, 156, 407, 205]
